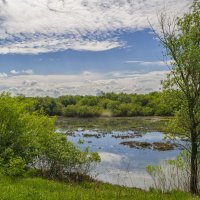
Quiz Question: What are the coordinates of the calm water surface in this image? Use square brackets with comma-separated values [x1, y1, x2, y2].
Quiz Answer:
[57, 118, 181, 189]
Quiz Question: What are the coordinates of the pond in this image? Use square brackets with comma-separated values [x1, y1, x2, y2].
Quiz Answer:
[56, 117, 182, 190]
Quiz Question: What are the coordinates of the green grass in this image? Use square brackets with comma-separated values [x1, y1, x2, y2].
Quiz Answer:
[0, 174, 199, 200]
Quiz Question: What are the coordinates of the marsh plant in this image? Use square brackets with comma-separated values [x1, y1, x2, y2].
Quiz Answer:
[146, 151, 200, 192]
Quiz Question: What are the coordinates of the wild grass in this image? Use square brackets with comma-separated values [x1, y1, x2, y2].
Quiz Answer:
[56, 116, 170, 133]
[0, 174, 199, 200]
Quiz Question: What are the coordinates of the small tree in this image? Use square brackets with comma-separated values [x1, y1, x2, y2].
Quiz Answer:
[153, 0, 200, 194]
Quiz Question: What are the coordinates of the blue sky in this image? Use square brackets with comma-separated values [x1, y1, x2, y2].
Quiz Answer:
[0, 29, 167, 74]
[0, 0, 191, 96]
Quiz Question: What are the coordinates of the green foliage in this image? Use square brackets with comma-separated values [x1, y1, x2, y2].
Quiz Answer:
[0, 94, 100, 179]
[32, 92, 174, 118]
[4, 157, 26, 177]
[156, 1, 200, 193]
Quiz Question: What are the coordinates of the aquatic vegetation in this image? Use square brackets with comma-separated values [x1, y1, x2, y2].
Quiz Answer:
[56, 117, 169, 133]
[120, 141, 175, 151]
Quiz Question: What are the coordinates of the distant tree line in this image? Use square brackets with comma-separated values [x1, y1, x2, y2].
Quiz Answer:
[30, 92, 175, 117]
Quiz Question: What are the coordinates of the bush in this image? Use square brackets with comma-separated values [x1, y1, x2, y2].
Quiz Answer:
[5, 157, 26, 177]
[0, 94, 100, 180]
[32, 92, 174, 117]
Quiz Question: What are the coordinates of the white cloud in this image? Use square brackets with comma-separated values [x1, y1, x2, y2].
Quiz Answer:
[125, 60, 166, 66]
[0, 0, 191, 54]
[10, 70, 19, 75]
[0, 73, 7, 78]
[22, 80, 38, 86]
[125, 60, 173, 66]
[0, 70, 169, 97]
[10, 69, 34, 75]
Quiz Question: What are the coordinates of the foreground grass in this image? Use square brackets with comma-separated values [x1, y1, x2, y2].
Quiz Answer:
[0, 175, 199, 200]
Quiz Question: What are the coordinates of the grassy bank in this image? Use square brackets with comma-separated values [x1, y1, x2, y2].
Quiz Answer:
[0, 174, 199, 200]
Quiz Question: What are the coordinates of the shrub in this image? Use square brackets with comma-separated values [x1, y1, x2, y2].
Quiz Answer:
[5, 157, 26, 177]
[0, 94, 100, 180]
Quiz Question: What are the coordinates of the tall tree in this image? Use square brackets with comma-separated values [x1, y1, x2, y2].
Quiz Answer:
[154, 0, 200, 194]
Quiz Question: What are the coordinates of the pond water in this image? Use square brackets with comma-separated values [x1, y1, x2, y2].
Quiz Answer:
[57, 118, 182, 189]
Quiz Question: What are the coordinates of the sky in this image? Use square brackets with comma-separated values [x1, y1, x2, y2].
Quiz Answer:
[0, 0, 192, 97]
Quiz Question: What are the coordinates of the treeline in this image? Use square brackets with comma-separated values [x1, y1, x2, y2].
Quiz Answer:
[31, 92, 174, 117]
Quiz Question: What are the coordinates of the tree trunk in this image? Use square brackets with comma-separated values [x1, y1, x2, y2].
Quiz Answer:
[190, 131, 198, 194]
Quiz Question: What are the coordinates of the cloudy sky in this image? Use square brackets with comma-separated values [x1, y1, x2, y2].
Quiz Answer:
[0, 0, 192, 97]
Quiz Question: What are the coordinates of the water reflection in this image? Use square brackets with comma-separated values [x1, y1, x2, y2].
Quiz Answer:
[60, 130, 181, 189]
